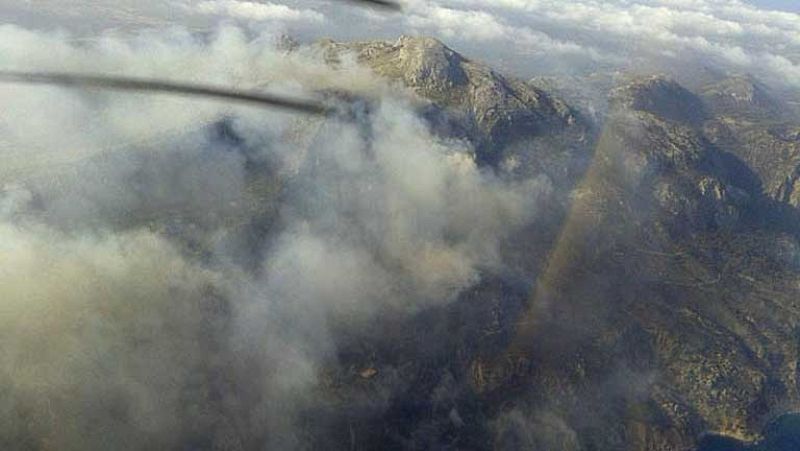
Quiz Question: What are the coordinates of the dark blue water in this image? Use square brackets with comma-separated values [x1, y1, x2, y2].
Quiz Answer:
[698, 414, 800, 451]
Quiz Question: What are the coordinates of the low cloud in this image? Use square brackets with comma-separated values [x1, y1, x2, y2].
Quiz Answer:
[194, 1, 325, 23]
[3, 0, 799, 87]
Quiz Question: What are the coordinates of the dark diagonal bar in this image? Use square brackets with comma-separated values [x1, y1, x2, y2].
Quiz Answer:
[0, 71, 332, 115]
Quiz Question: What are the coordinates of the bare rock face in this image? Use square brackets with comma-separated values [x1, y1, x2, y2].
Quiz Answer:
[705, 119, 800, 206]
[696, 75, 800, 208]
[365, 36, 470, 97]
[700, 76, 781, 120]
[322, 36, 586, 170]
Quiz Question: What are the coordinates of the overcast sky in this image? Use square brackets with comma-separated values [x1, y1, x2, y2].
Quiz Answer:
[1, 0, 799, 85]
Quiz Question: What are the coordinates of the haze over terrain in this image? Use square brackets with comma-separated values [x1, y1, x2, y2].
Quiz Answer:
[2, 1, 800, 450]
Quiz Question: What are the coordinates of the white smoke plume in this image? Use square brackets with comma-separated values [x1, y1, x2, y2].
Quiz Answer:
[0, 25, 549, 449]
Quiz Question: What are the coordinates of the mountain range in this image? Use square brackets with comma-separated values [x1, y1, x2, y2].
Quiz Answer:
[294, 35, 800, 450]
[5, 32, 800, 451]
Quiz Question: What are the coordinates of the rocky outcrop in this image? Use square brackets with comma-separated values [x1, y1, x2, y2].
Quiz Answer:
[322, 36, 588, 173]
[704, 119, 800, 207]
[700, 76, 781, 120]
[611, 76, 709, 126]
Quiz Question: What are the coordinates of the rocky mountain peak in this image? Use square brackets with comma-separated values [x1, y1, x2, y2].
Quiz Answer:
[611, 75, 707, 125]
[324, 35, 469, 102]
[390, 35, 468, 89]
[323, 36, 582, 167]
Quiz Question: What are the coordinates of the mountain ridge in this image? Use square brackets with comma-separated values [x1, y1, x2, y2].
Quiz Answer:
[304, 36, 800, 451]
[320, 36, 587, 171]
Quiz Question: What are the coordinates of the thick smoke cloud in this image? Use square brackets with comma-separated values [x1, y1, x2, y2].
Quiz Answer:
[0, 25, 547, 448]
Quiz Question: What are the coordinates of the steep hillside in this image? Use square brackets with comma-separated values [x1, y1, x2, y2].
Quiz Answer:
[297, 51, 800, 448]
[700, 76, 800, 208]
[321, 36, 591, 180]
[475, 75, 800, 450]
